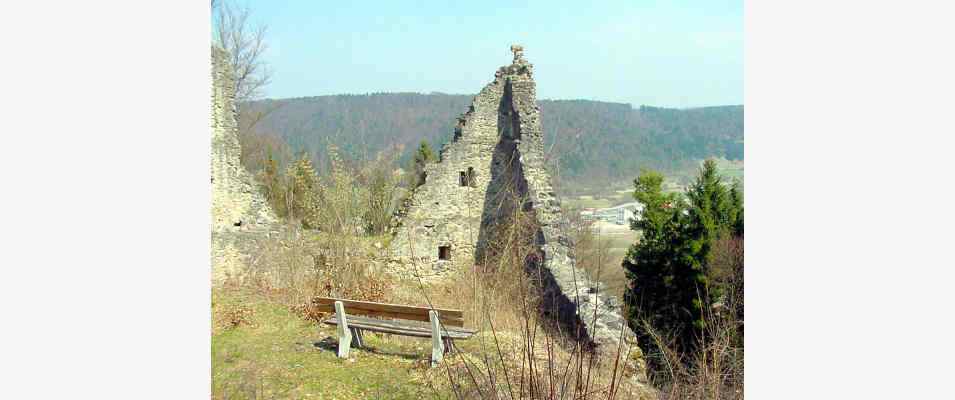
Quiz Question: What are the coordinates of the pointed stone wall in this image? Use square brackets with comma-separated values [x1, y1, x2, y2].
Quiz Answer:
[387, 47, 647, 382]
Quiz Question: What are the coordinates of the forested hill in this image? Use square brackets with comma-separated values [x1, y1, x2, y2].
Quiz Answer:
[246, 93, 743, 190]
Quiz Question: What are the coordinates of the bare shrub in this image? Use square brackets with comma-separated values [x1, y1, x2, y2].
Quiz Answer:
[566, 207, 629, 299]
[234, 227, 393, 312]
[213, 299, 256, 332]
[312, 145, 369, 235]
[638, 236, 744, 399]
[638, 296, 743, 399]
[360, 149, 403, 235]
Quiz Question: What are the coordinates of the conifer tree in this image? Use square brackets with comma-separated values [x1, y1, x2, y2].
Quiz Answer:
[729, 180, 744, 237]
[408, 140, 436, 189]
[623, 170, 685, 335]
[624, 159, 744, 351]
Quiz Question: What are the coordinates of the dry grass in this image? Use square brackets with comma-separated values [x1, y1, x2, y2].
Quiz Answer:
[221, 227, 396, 321]
[638, 299, 743, 399]
[213, 298, 257, 332]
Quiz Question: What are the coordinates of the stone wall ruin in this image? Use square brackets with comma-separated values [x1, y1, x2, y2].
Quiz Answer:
[211, 46, 278, 283]
[387, 46, 647, 381]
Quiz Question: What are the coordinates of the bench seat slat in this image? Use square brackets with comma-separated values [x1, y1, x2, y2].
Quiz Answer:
[323, 315, 477, 340]
[314, 306, 464, 327]
[324, 315, 477, 334]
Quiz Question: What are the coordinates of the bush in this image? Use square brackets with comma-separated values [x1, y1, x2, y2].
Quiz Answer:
[361, 150, 402, 235]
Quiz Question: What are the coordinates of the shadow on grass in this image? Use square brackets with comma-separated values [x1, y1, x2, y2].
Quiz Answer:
[311, 335, 424, 361]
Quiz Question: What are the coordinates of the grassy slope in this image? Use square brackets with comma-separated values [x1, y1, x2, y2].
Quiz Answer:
[212, 290, 442, 399]
[210, 209, 659, 398]
[212, 281, 652, 399]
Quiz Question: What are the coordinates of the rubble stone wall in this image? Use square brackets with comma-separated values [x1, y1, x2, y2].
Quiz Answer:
[387, 48, 646, 381]
[211, 46, 277, 283]
[387, 66, 508, 279]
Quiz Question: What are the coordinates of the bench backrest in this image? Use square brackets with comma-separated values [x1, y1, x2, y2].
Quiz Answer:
[313, 297, 465, 327]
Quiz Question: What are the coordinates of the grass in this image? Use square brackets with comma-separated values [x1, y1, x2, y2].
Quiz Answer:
[211, 283, 642, 400]
[213, 288, 443, 399]
[562, 196, 614, 209]
[601, 231, 639, 298]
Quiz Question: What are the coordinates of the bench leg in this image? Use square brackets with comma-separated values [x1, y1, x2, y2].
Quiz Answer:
[429, 310, 444, 367]
[443, 337, 454, 354]
[335, 301, 352, 358]
[350, 327, 364, 348]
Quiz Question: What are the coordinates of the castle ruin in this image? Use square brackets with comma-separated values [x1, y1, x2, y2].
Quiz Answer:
[211, 46, 278, 282]
[388, 46, 646, 378]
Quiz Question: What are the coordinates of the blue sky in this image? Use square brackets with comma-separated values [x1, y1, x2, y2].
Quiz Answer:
[239, 0, 742, 108]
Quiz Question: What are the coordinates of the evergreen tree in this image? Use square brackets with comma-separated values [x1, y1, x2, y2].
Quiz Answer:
[729, 180, 744, 237]
[623, 170, 688, 339]
[624, 159, 744, 351]
[407, 140, 436, 189]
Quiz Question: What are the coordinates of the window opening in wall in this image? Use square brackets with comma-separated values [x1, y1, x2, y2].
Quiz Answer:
[467, 167, 476, 187]
[438, 245, 451, 261]
[460, 168, 477, 187]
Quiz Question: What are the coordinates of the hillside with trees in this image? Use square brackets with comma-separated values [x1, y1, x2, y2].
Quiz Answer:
[244, 94, 742, 191]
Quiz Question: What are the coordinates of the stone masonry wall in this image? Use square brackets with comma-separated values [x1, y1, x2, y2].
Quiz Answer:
[387, 66, 508, 279]
[211, 46, 277, 283]
[388, 47, 647, 382]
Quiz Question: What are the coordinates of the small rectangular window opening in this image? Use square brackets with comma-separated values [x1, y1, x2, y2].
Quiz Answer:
[467, 167, 476, 187]
[438, 245, 451, 261]
[459, 171, 467, 186]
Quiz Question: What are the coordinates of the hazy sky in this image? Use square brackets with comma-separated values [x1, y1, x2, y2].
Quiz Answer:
[240, 0, 742, 108]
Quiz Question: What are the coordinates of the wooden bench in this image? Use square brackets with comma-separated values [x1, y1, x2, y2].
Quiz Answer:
[314, 297, 478, 366]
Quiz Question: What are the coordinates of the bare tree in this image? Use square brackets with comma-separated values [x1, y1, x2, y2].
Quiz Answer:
[213, 0, 271, 103]
[214, 0, 286, 176]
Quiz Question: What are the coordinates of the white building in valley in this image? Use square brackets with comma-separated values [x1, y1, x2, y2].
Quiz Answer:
[584, 202, 643, 225]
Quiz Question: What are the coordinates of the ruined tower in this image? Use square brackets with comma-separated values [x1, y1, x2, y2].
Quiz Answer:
[211, 46, 277, 282]
[386, 46, 536, 279]
[388, 47, 646, 380]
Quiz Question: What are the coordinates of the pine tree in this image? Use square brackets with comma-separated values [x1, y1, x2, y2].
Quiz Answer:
[624, 160, 744, 351]
[407, 140, 436, 189]
[676, 159, 732, 331]
[729, 180, 744, 237]
[622, 170, 685, 335]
